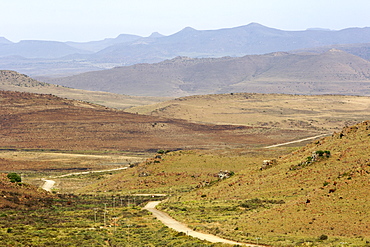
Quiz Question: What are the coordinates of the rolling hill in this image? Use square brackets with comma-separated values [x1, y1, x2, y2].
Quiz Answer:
[46, 49, 370, 97]
[159, 121, 370, 245]
[0, 90, 313, 152]
[125, 93, 370, 133]
[0, 173, 54, 209]
[81, 119, 370, 245]
[292, 43, 370, 61]
[0, 70, 169, 109]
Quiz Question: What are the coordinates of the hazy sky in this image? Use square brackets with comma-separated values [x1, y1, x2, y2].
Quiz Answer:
[1, 0, 369, 42]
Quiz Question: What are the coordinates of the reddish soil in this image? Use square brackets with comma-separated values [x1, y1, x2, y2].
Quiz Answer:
[0, 173, 54, 208]
[0, 90, 316, 152]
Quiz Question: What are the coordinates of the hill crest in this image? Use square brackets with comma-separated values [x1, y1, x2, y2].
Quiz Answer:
[0, 70, 53, 88]
[46, 50, 370, 97]
[0, 90, 315, 152]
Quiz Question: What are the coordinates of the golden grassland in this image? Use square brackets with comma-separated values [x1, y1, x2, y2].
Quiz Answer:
[75, 121, 370, 246]
[77, 147, 293, 195]
[126, 93, 370, 132]
[0, 150, 148, 193]
[1, 89, 370, 246]
[2, 121, 369, 245]
[157, 121, 370, 246]
[2, 90, 311, 152]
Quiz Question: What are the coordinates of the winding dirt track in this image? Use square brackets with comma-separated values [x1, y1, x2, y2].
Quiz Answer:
[41, 134, 328, 244]
[41, 167, 128, 192]
[144, 201, 261, 246]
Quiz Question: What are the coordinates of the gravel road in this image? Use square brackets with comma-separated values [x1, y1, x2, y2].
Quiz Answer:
[144, 201, 261, 246]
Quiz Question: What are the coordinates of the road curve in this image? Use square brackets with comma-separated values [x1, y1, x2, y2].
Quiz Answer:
[144, 201, 261, 246]
[41, 179, 56, 192]
[41, 167, 128, 192]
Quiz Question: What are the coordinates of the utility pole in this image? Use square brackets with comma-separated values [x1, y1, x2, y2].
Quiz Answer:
[104, 203, 107, 227]
[94, 208, 97, 223]
[256, 237, 261, 245]
[112, 216, 117, 234]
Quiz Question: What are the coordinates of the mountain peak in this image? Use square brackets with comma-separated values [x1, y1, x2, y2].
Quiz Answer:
[148, 32, 164, 38]
[247, 22, 264, 27]
[180, 26, 197, 32]
[244, 22, 269, 29]
[115, 33, 142, 41]
[0, 37, 12, 44]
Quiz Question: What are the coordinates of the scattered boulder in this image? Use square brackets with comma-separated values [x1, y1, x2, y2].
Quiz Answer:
[260, 159, 277, 170]
[218, 170, 233, 180]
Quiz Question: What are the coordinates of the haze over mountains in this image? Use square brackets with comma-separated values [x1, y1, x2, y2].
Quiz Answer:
[1, 23, 370, 78]
[47, 49, 370, 97]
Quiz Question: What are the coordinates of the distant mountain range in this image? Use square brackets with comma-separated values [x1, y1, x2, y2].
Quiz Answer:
[46, 49, 370, 97]
[1, 23, 370, 77]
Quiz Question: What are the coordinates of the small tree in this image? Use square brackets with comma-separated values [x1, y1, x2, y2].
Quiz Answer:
[7, 173, 21, 183]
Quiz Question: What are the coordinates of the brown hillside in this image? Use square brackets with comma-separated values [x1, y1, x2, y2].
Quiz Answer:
[0, 173, 54, 209]
[0, 70, 168, 109]
[0, 70, 51, 87]
[0, 90, 314, 152]
[45, 50, 370, 97]
[126, 93, 370, 133]
[162, 121, 370, 245]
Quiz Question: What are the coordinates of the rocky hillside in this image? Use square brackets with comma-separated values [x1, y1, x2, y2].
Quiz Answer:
[46, 50, 370, 97]
[0, 70, 53, 88]
[0, 70, 168, 109]
[165, 121, 370, 244]
[0, 173, 54, 209]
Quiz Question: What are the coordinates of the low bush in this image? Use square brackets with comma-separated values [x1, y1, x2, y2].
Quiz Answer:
[318, 234, 328, 241]
[7, 173, 21, 183]
[240, 198, 285, 210]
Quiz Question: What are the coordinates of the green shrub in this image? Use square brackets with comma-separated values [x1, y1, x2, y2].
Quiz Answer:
[7, 173, 21, 183]
[316, 150, 331, 157]
[318, 234, 328, 240]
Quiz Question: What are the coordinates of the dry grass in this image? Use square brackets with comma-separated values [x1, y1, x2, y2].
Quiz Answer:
[78, 147, 294, 195]
[0, 173, 54, 209]
[159, 121, 370, 246]
[1, 88, 370, 245]
[0, 150, 147, 193]
[126, 93, 370, 132]
[0, 90, 318, 152]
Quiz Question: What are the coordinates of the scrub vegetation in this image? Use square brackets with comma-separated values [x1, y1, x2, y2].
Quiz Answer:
[0, 194, 227, 247]
[1, 89, 370, 246]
